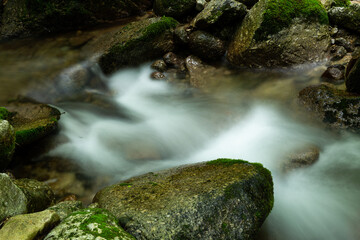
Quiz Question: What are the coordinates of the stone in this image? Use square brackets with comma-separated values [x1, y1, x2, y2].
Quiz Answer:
[335, 37, 354, 52]
[0, 210, 60, 240]
[44, 208, 135, 240]
[0, 0, 152, 41]
[188, 30, 226, 60]
[191, 0, 247, 29]
[48, 201, 84, 221]
[331, 46, 347, 61]
[163, 52, 187, 73]
[283, 146, 320, 172]
[328, 4, 360, 33]
[0, 120, 16, 170]
[5, 98, 61, 146]
[0, 173, 27, 222]
[93, 159, 274, 240]
[151, 60, 167, 72]
[196, 0, 207, 11]
[14, 178, 55, 213]
[346, 57, 360, 93]
[174, 24, 191, 45]
[99, 17, 178, 74]
[299, 84, 360, 132]
[150, 71, 166, 80]
[322, 0, 351, 9]
[185, 55, 217, 88]
[227, 0, 330, 67]
[153, 0, 197, 19]
[321, 65, 345, 83]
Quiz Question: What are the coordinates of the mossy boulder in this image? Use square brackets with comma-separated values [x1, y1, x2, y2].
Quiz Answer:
[93, 159, 274, 240]
[346, 57, 360, 93]
[328, 4, 360, 33]
[0, 120, 16, 169]
[0, 0, 152, 40]
[5, 98, 61, 146]
[299, 84, 360, 132]
[99, 17, 179, 74]
[44, 208, 135, 240]
[0, 210, 60, 240]
[154, 0, 197, 19]
[190, 0, 248, 30]
[227, 0, 330, 67]
[48, 201, 84, 221]
[14, 178, 55, 213]
[0, 173, 28, 222]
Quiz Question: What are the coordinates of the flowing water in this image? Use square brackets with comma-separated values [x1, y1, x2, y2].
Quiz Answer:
[1, 36, 360, 239]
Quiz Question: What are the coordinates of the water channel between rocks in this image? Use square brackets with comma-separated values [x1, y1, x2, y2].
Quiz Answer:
[1, 33, 360, 240]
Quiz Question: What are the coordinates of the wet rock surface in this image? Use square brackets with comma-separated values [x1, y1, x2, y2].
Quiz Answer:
[189, 31, 226, 60]
[283, 146, 320, 172]
[45, 208, 135, 240]
[321, 65, 345, 83]
[328, 4, 360, 33]
[0, 120, 15, 169]
[47, 201, 84, 221]
[153, 0, 197, 19]
[94, 159, 274, 240]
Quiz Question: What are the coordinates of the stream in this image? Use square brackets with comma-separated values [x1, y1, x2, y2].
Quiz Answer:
[1, 32, 360, 240]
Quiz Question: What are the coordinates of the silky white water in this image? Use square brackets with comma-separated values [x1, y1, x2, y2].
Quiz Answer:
[48, 64, 360, 240]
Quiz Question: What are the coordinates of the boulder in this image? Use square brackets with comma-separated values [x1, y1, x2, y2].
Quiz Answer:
[322, 0, 350, 9]
[283, 146, 320, 172]
[0, 0, 152, 40]
[99, 17, 178, 74]
[48, 201, 84, 221]
[191, 0, 247, 29]
[0, 210, 60, 240]
[44, 208, 135, 240]
[299, 84, 360, 132]
[0, 120, 16, 169]
[346, 57, 360, 93]
[5, 98, 61, 146]
[0, 173, 27, 222]
[93, 159, 274, 240]
[227, 0, 330, 67]
[321, 65, 345, 83]
[328, 4, 360, 33]
[188, 31, 226, 60]
[153, 0, 197, 19]
[151, 59, 168, 72]
[185, 55, 217, 88]
[14, 178, 55, 213]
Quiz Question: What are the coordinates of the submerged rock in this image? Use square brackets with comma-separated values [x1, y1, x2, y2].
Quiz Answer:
[94, 159, 274, 240]
[5, 98, 61, 146]
[189, 31, 226, 60]
[191, 0, 247, 29]
[153, 0, 197, 19]
[185, 55, 217, 88]
[0, 120, 16, 169]
[0, 173, 27, 222]
[99, 17, 178, 74]
[44, 208, 135, 240]
[328, 4, 360, 33]
[227, 0, 330, 67]
[299, 84, 360, 132]
[283, 146, 320, 172]
[0, 210, 60, 240]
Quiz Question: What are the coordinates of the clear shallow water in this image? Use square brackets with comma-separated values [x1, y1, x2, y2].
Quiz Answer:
[45, 64, 360, 240]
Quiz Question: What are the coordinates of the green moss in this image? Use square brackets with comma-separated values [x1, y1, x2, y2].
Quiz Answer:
[0, 107, 9, 120]
[255, 0, 328, 40]
[206, 158, 250, 166]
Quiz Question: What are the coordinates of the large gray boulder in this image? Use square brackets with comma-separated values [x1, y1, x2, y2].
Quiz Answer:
[0, 119, 15, 169]
[0, 210, 60, 240]
[299, 84, 360, 132]
[227, 0, 330, 67]
[94, 159, 274, 240]
[44, 208, 135, 240]
[99, 17, 179, 74]
[328, 4, 360, 33]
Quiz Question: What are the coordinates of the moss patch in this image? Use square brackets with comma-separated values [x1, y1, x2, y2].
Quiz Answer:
[0, 107, 9, 120]
[255, 0, 328, 40]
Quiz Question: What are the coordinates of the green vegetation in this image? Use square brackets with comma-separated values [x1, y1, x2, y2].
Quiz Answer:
[0, 107, 9, 120]
[255, 0, 328, 40]
[207, 158, 250, 166]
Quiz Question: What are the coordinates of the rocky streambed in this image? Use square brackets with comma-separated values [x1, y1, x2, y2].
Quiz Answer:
[1, 0, 360, 239]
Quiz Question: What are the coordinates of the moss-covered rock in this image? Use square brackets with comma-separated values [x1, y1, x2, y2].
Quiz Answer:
[227, 0, 330, 67]
[93, 159, 274, 240]
[48, 201, 84, 221]
[328, 4, 360, 34]
[190, 0, 248, 30]
[0, 120, 16, 169]
[0, 107, 10, 120]
[0, 173, 28, 222]
[99, 17, 179, 74]
[44, 208, 135, 240]
[0, 210, 60, 240]
[0, 0, 152, 40]
[299, 84, 360, 132]
[5, 98, 61, 146]
[154, 0, 197, 19]
[14, 178, 55, 213]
